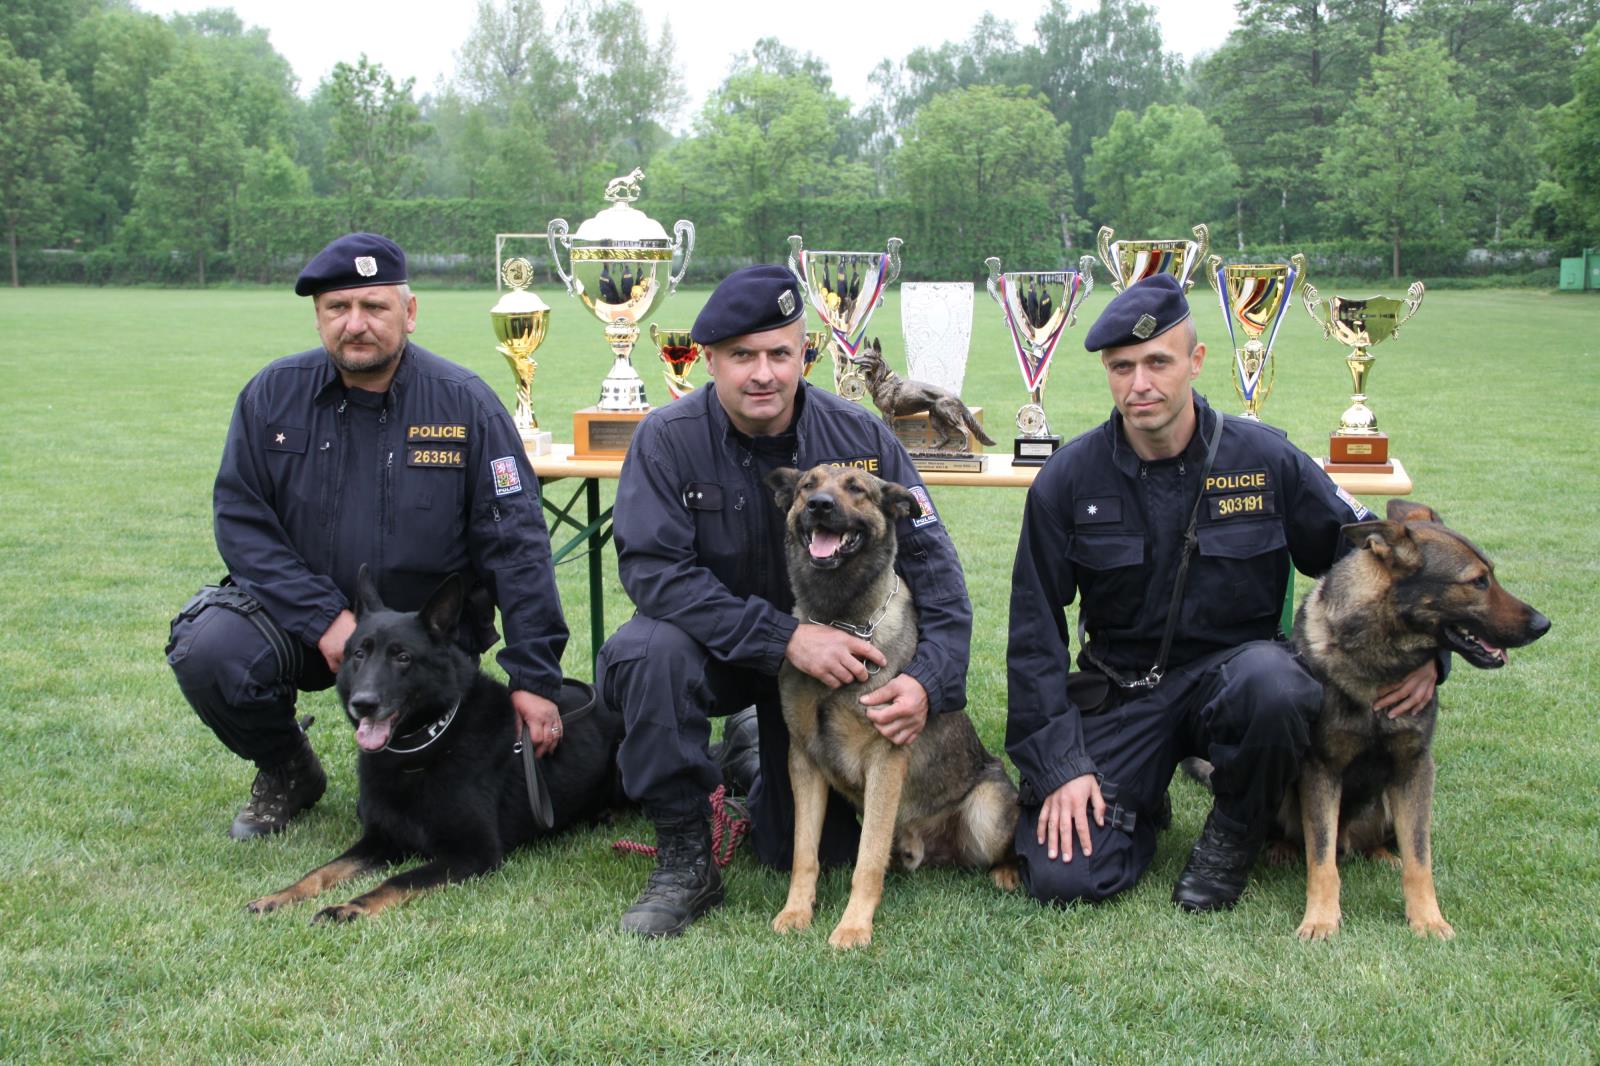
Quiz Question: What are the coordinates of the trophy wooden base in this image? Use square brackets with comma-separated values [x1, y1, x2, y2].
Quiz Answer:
[573, 407, 647, 460]
[1322, 457, 1396, 476]
[909, 451, 988, 474]
[1014, 435, 1061, 467]
[891, 408, 985, 453]
[1329, 431, 1388, 466]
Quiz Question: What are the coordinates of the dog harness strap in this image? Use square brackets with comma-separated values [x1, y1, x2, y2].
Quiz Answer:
[1081, 411, 1226, 690]
[517, 722, 556, 830]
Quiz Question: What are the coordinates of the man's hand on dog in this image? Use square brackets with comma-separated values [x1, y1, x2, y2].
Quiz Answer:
[512, 691, 563, 757]
[859, 674, 929, 746]
[1373, 659, 1439, 719]
[1038, 774, 1105, 862]
[786, 622, 886, 688]
[319, 609, 358, 672]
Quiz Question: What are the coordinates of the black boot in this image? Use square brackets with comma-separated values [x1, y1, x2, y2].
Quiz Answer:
[712, 706, 760, 797]
[1172, 805, 1264, 912]
[619, 807, 725, 938]
[230, 717, 326, 841]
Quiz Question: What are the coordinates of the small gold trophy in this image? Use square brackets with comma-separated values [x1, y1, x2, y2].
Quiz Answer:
[490, 256, 552, 456]
[1206, 253, 1307, 421]
[802, 330, 828, 379]
[648, 325, 699, 401]
[1097, 224, 1210, 292]
[1302, 280, 1425, 473]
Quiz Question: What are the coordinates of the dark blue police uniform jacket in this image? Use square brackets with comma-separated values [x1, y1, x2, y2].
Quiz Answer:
[603, 378, 972, 864]
[213, 342, 567, 701]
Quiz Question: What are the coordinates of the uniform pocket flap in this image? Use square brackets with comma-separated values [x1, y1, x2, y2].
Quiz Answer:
[1197, 518, 1286, 560]
[682, 482, 723, 510]
[1066, 531, 1145, 570]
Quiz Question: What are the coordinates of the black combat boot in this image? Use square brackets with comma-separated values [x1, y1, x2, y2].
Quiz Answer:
[712, 706, 760, 797]
[1171, 805, 1264, 912]
[619, 807, 725, 938]
[229, 718, 327, 841]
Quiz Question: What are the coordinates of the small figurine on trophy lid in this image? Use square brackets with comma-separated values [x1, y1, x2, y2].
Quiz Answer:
[1097, 224, 1210, 293]
[787, 234, 902, 401]
[1303, 280, 1424, 474]
[648, 324, 699, 401]
[985, 255, 1095, 466]
[547, 168, 694, 457]
[1206, 253, 1307, 422]
[490, 256, 552, 456]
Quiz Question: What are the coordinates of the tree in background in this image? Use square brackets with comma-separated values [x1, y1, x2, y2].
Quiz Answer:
[320, 55, 430, 203]
[1320, 37, 1474, 277]
[1539, 25, 1600, 245]
[1084, 103, 1240, 239]
[126, 45, 246, 284]
[0, 39, 84, 286]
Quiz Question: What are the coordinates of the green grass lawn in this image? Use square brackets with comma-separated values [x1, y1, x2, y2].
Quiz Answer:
[1, 283, 1597, 1063]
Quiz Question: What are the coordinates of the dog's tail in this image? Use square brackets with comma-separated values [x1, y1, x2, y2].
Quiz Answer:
[962, 406, 997, 446]
[1179, 757, 1214, 790]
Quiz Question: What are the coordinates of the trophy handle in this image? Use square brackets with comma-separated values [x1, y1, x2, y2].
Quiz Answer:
[984, 256, 1003, 304]
[1301, 281, 1332, 338]
[1206, 254, 1224, 297]
[1191, 223, 1211, 265]
[668, 219, 695, 295]
[1397, 281, 1424, 333]
[884, 237, 904, 286]
[1095, 226, 1114, 280]
[786, 234, 806, 285]
[546, 218, 575, 296]
[648, 323, 661, 345]
[1288, 253, 1308, 297]
[1068, 255, 1096, 325]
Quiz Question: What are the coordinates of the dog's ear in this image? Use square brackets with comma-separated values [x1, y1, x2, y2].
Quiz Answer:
[766, 467, 801, 512]
[354, 564, 384, 619]
[880, 480, 919, 521]
[1387, 498, 1442, 525]
[419, 574, 464, 640]
[1342, 519, 1421, 571]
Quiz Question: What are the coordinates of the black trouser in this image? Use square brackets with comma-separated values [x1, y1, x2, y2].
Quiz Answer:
[596, 614, 860, 870]
[166, 588, 334, 769]
[1016, 640, 1320, 906]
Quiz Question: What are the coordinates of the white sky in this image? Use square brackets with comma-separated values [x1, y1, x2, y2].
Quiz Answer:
[139, 0, 1238, 127]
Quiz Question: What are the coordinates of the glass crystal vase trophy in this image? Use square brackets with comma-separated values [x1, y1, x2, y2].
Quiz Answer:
[548, 168, 694, 458]
[985, 255, 1095, 466]
[895, 281, 986, 458]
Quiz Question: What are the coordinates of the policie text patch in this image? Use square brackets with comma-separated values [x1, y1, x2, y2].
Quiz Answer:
[407, 423, 468, 443]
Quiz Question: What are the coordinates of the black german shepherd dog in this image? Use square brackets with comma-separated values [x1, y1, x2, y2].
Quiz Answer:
[248, 567, 624, 923]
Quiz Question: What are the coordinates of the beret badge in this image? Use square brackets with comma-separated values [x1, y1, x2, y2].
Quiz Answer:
[1132, 313, 1157, 340]
[778, 290, 796, 317]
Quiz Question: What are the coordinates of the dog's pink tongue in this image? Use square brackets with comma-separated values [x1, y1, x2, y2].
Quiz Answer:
[809, 530, 842, 558]
[356, 716, 394, 752]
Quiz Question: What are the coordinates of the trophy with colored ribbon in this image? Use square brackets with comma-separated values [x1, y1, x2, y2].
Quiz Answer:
[1097, 224, 1210, 292]
[647, 325, 699, 401]
[1206, 253, 1306, 421]
[489, 256, 552, 456]
[985, 255, 1095, 466]
[787, 235, 903, 401]
[1302, 281, 1425, 473]
[802, 330, 828, 380]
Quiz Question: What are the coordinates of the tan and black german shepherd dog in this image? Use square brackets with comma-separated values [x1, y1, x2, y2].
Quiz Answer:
[1289, 499, 1549, 940]
[765, 465, 1018, 949]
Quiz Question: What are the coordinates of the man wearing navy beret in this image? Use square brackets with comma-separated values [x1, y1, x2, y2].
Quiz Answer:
[1005, 274, 1439, 912]
[598, 264, 975, 937]
[167, 232, 569, 839]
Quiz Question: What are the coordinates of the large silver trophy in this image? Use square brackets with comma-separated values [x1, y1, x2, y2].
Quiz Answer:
[787, 235, 902, 401]
[548, 168, 694, 457]
[985, 256, 1095, 466]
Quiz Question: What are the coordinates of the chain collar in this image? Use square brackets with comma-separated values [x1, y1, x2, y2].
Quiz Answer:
[808, 575, 900, 642]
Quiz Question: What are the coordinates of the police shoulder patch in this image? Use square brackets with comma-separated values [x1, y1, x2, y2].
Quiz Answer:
[490, 455, 523, 496]
[1336, 485, 1372, 520]
[907, 485, 939, 528]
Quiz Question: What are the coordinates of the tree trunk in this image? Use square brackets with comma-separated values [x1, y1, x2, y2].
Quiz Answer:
[1236, 198, 1245, 252]
[1280, 188, 1288, 243]
[1392, 231, 1401, 280]
[8, 223, 17, 288]
[198, 249, 206, 287]
[1060, 212, 1074, 251]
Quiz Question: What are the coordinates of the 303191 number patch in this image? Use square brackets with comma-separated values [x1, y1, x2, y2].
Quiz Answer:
[1208, 492, 1273, 520]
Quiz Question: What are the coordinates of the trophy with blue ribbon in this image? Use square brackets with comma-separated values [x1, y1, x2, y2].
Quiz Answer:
[1206, 253, 1306, 421]
[985, 255, 1095, 466]
[787, 235, 903, 401]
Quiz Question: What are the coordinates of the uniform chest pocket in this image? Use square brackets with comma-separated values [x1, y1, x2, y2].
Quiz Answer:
[684, 481, 747, 574]
[388, 465, 467, 570]
[1066, 531, 1146, 627]
[1194, 518, 1288, 626]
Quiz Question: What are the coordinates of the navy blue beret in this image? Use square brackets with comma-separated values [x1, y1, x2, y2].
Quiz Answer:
[692, 264, 806, 344]
[1083, 273, 1191, 352]
[294, 232, 409, 297]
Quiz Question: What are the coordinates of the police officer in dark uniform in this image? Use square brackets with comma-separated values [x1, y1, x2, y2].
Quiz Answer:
[1006, 274, 1439, 911]
[167, 233, 568, 840]
[598, 264, 973, 937]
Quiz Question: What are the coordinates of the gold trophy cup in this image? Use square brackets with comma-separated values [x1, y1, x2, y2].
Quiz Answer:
[1206, 253, 1307, 421]
[490, 256, 552, 456]
[648, 325, 699, 401]
[802, 330, 828, 379]
[1097, 224, 1211, 292]
[1302, 280, 1425, 472]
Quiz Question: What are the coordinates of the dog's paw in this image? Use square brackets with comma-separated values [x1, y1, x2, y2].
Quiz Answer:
[1295, 911, 1341, 941]
[1367, 846, 1403, 870]
[1265, 841, 1300, 867]
[246, 894, 292, 915]
[1408, 913, 1455, 940]
[827, 920, 873, 950]
[990, 861, 1021, 892]
[772, 907, 814, 934]
[312, 903, 369, 924]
